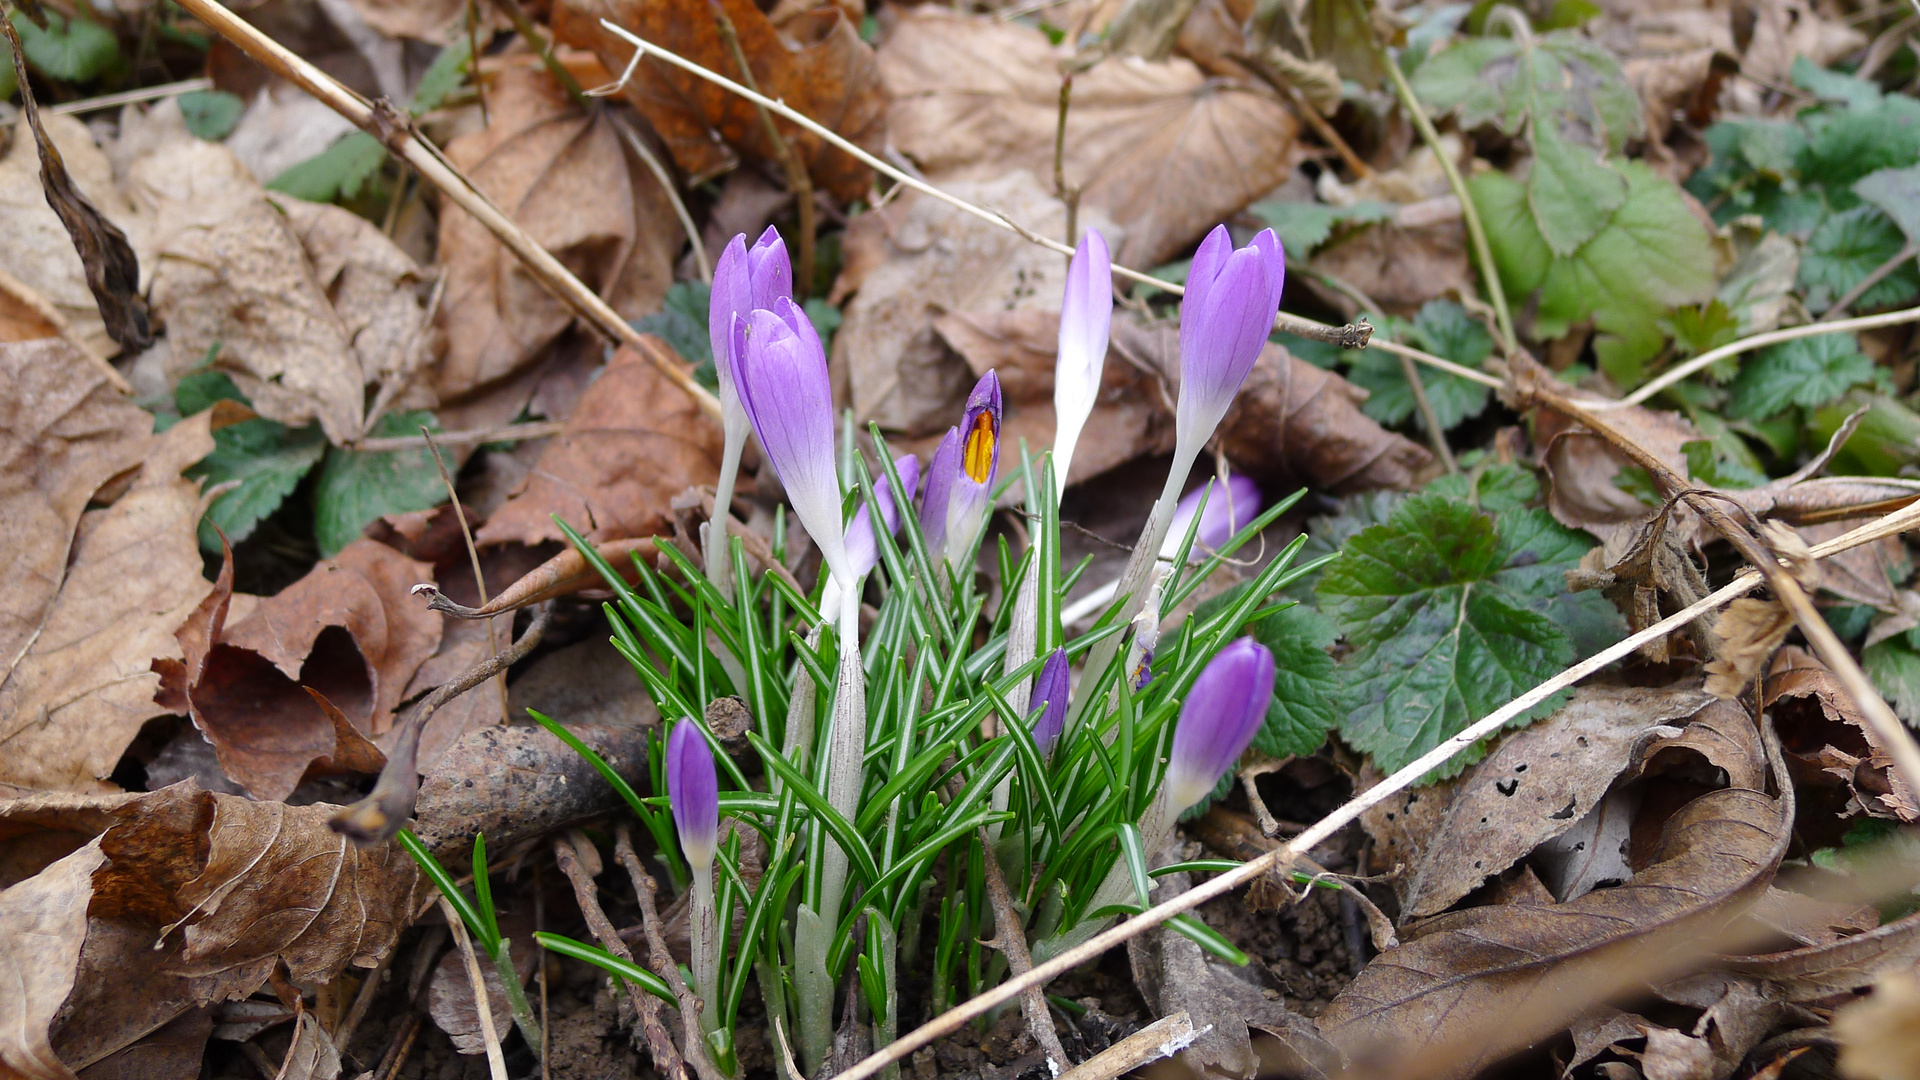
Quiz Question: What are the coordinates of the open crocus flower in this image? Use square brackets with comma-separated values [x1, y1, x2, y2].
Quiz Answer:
[1159, 474, 1263, 560]
[924, 372, 1002, 569]
[1165, 637, 1274, 812]
[727, 299, 849, 583]
[666, 720, 719, 871]
[1176, 226, 1285, 454]
[1029, 647, 1070, 755]
[1051, 230, 1112, 493]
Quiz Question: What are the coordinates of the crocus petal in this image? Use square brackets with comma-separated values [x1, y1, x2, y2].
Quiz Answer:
[709, 236, 753, 426]
[747, 225, 793, 310]
[1159, 474, 1264, 559]
[1247, 227, 1287, 312]
[843, 454, 922, 579]
[960, 371, 1004, 488]
[1176, 235, 1284, 448]
[918, 427, 962, 555]
[1029, 647, 1071, 755]
[1166, 637, 1274, 811]
[732, 302, 848, 580]
[666, 720, 720, 870]
[1052, 230, 1112, 489]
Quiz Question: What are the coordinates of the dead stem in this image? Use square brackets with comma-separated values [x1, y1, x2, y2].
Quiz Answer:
[1052, 68, 1081, 251]
[442, 897, 512, 1080]
[1231, 50, 1374, 180]
[977, 828, 1071, 1073]
[1055, 1012, 1195, 1080]
[423, 429, 510, 730]
[617, 826, 729, 1080]
[1616, 303, 1920, 408]
[707, 0, 815, 297]
[554, 833, 689, 1077]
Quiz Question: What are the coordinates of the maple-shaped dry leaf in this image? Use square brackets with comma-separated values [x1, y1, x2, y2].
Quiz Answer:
[880, 8, 1298, 266]
[0, 783, 421, 1076]
[475, 337, 722, 548]
[435, 68, 682, 401]
[0, 411, 214, 793]
[552, 0, 884, 203]
[1318, 761, 1792, 1080]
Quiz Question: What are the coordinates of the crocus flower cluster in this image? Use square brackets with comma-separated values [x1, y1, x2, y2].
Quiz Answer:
[705, 228, 794, 587]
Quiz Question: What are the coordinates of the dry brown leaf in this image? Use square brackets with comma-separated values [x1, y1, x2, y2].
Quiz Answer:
[475, 338, 722, 548]
[1318, 759, 1792, 1080]
[1539, 402, 1698, 549]
[155, 538, 440, 801]
[1835, 970, 1920, 1080]
[340, 0, 464, 40]
[1726, 910, 1920, 1002]
[1764, 648, 1920, 829]
[1309, 218, 1473, 318]
[0, 411, 214, 793]
[434, 68, 681, 401]
[428, 932, 535, 1054]
[74, 1006, 213, 1080]
[1744, 886, 1880, 949]
[1738, 0, 1865, 90]
[880, 8, 1299, 267]
[1400, 684, 1717, 919]
[1704, 598, 1795, 701]
[0, 783, 421, 1076]
[552, 0, 884, 202]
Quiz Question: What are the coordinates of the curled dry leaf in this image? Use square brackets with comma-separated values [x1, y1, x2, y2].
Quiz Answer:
[476, 338, 723, 548]
[880, 8, 1299, 267]
[1725, 910, 1920, 1002]
[0, 405, 214, 793]
[1765, 647, 1920, 829]
[1317, 744, 1792, 1080]
[552, 0, 884, 202]
[154, 538, 440, 801]
[0, 783, 421, 1077]
[1704, 598, 1796, 701]
[1538, 401, 1697, 550]
[434, 68, 682, 401]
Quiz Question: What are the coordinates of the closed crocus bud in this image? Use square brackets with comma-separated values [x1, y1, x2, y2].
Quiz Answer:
[1160, 474, 1263, 560]
[728, 300, 849, 582]
[1165, 637, 1274, 812]
[843, 454, 921, 580]
[666, 720, 719, 871]
[1177, 226, 1285, 452]
[1052, 230, 1112, 492]
[709, 227, 794, 430]
[1029, 647, 1071, 755]
[918, 427, 962, 556]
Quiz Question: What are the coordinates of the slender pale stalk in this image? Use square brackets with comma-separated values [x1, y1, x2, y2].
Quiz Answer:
[817, 589, 867, 929]
[705, 429, 748, 593]
[691, 862, 721, 1038]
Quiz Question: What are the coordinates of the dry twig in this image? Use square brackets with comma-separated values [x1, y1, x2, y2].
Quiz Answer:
[977, 828, 1071, 1073]
[441, 896, 512, 1080]
[1056, 1011, 1198, 1080]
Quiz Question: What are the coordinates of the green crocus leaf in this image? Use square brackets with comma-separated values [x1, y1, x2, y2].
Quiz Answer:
[1800, 206, 1920, 313]
[312, 410, 447, 556]
[1249, 603, 1340, 759]
[1317, 495, 1587, 778]
[1728, 333, 1878, 420]
[191, 420, 328, 550]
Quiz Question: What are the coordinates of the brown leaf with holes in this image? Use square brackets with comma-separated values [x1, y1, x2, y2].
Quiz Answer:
[434, 68, 681, 400]
[0, 783, 421, 1077]
[879, 8, 1298, 267]
[0, 410, 213, 794]
[551, 0, 883, 203]
[154, 538, 438, 801]
[1318, 750, 1791, 1080]
[475, 337, 722, 548]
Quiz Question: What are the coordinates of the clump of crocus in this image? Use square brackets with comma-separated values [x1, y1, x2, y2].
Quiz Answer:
[822, 453, 921, 621]
[919, 371, 1003, 575]
[666, 720, 722, 1041]
[1050, 230, 1112, 494]
[706, 228, 793, 589]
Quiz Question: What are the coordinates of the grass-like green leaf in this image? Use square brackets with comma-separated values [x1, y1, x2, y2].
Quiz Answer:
[534, 932, 676, 1004]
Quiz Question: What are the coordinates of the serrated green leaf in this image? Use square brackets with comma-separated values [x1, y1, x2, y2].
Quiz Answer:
[411, 37, 471, 115]
[1528, 125, 1628, 256]
[1411, 30, 1641, 152]
[1854, 165, 1920, 242]
[175, 370, 247, 415]
[1468, 170, 1554, 298]
[1250, 604, 1340, 759]
[1791, 55, 1883, 110]
[1423, 462, 1539, 514]
[312, 410, 447, 556]
[1801, 95, 1920, 198]
[1348, 300, 1493, 430]
[190, 420, 327, 550]
[1679, 437, 1768, 490]
[1317, 495, 1584, 777]
[1728, 333, 1877, 419]
[1250, 199, 1398, 257]
[1801, 205, 1920, 312]
[178, 89, 243, 141]
[1865, 637, 1920, 727]
[268, 131, 387, 203]
[11, 10, 119, 83]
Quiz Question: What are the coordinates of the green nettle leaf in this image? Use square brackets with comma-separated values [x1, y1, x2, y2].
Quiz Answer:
[191, 420, 328, 550]
[1348, 301, 1493, 431]
[1410, 31, 1641, 152]
[1468, 171, 1553, 297]
[410, 37, 472, 115]
[1680, 439, 1767, 490]
[268, 132, 388, 203]
[1423, 462, 1539, 514]
[1800, 206, 1920, 312]
[178, 90, 244, 141]
[1528, 126, 1628, 256]
[1799, 95, 1920, 198]
[1866, 637, 1920, 727]
[1250, 604, 1341, 758]
[1791, 55, 1884, 110]
[11, 10, 120, 83]
[312, 410, 448, 556]
[1250, 199, 1396, 257]
[1728, 333, 1878, 419]
[1316, 494, 1585, 778]
[1854, 164, 1920, 242]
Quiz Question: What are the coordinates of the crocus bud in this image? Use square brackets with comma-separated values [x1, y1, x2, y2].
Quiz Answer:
[1160, 474, 1263, 560]
[942, 372, 1003, 566]
[918, 427, 962, 556]
[1165, 637, 1274, 811]
[709, 227, 794, 430]
[1029, 647, 1070, 754]
[666, 720, 719, 871]
[728, 300, 848, 581]
[843, 454, 921, 580]
[1052, 230, 1112, 492]
[1177, 226, 1285, 452]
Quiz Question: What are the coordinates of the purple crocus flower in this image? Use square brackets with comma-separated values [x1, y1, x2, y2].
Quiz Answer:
[843, 454, 921, 579]
[1160, 474, 1263, 559]
[666, 720, 719, 870]
[1052, 230, 1112, 491]
[1029, 647, 1071, 755]
[727, 299, 848, 581]
[1177, 226, 1285, 449]
[709, 228, 793, 428]
[1165, 637, 1274, 811]
[917, 427, 962, 556]
[944, 372, 1003, 564]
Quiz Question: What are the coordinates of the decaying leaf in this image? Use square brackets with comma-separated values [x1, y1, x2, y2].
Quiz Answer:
[1705, 598, 1796, 700]
[552, 0, 884, 202]
[880, 8, 1298, 266]
[475, 338, 722, 548]
[434, 68, 682, 401]
[0, 783, 421, 1075]
[1539, 401, 1698, 549]
[429, 931, 535, 1055]
[1765, 647, 1920, 829]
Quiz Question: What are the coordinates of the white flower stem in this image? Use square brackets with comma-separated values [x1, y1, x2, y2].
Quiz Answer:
[691, 861, 722, 1040]
[704, 427, 748, 594]
[815, 578, 867, 955]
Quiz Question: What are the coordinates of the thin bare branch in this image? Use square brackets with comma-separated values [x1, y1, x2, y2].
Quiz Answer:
[616, 827, 728, 1080]
[1056, 1012, 1197, 1080]
[441, 897, 511, 1080]
[1615, 304, 1920, 408]
[977, 827, 1071, 1073]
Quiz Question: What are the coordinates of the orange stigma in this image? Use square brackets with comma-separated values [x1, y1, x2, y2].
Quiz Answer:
[963, 412, 996, 483]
